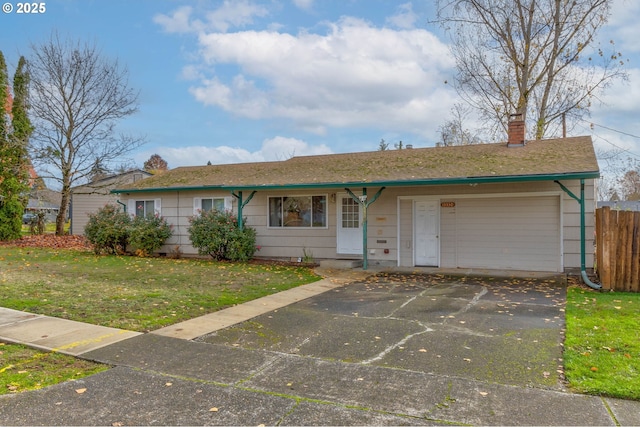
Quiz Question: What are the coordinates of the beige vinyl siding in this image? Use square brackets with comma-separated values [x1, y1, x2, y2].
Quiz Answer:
[70, 192, 119, 235]
[399, 199, 413, 266]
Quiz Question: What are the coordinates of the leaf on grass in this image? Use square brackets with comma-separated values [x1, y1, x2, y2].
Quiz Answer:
[590, 366, 598, 372]
[75, 388, 87, 394]
[543, 371, 550, 378]
[624, 353, 632, 359]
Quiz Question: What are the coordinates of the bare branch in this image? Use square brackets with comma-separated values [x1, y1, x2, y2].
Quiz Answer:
[27, 32, 146, 235]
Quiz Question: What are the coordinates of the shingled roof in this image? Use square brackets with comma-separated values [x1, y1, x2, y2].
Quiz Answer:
[114, 136, 599, 193]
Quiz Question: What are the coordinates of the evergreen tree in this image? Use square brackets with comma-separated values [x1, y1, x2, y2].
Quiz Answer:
[0, 53, 32, 241]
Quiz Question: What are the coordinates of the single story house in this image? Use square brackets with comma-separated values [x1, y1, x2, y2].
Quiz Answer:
[70, 169, 152, 235]
[113, 121, 599, 273]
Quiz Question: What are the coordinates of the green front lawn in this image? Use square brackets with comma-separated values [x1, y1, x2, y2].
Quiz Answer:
[0, 246, 320, 332]
[564, 287, 640, 400]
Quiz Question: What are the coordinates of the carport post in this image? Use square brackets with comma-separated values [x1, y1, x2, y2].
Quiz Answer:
[231, 190, 256, 230]
[345, 186, 385, 270]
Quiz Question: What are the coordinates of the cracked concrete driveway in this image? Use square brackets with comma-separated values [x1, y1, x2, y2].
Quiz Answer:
[197, 273, 567, 390]
[6, 272, 602, 426]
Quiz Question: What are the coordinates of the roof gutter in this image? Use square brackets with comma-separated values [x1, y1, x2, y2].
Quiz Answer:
[112, 171, 600, 194]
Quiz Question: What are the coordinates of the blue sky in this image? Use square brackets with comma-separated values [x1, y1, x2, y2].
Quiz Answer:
[1, 0, 639, 177]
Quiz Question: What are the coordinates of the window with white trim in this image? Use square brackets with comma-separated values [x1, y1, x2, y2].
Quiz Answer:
[193, 197, 232, 215]
[268, 195, 327, 227]
[128, 199, 161, 217]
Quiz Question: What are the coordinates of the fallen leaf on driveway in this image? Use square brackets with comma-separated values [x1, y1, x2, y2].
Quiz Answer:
[479, 391, 488, 396]
[463, 358, 471, 362]
[419, 348, 427, 353]
[209, 407, 219, 412]
[75, 388, 87, 394]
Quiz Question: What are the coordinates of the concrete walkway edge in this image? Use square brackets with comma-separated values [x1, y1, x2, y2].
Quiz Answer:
[0, 278, 346, 355]
[0, 307, 142, 357]
[151, 278, 346, 340]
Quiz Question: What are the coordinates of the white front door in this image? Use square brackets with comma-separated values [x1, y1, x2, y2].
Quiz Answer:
[415, 200, 439, 266]
[337, 195, 363, 254]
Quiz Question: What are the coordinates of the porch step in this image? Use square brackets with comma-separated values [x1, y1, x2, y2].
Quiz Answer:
[319, 259, 363, 269]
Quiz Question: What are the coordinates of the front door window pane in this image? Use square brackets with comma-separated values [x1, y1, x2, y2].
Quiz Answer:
[342, 197, 359, 228]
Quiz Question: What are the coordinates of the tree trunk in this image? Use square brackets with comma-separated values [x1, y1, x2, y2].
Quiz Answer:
[56, 186, 70, 236]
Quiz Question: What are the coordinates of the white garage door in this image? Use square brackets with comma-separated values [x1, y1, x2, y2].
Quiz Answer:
[455, 196, 561, 272]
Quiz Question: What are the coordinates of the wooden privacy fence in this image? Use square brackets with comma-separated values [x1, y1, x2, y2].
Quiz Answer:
[595, 207, 640, 292]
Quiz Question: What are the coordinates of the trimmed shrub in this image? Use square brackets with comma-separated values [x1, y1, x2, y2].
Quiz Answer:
[129, 214, 173, 257]
[188, 209, 257, 261]
[84, 204, 131, 254]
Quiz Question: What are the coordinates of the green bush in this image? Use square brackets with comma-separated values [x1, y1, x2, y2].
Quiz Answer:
[129, 214, 173, 257]
[84, 204, 131, 254]
[85, 205, 174, 256]
[188, 209, 257, 261]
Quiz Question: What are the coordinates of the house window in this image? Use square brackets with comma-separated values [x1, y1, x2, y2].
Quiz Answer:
[268, 195, 327, 228]
[135, 200, 156, 217]
[342, 197, 359, 228]
[201, 198, 226, 212]
[193, 197, 232, 215]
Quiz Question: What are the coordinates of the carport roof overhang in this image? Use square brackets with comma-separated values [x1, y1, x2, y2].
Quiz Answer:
[112, 170, 600, 194]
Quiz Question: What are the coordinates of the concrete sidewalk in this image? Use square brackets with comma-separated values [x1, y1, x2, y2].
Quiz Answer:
[1, 271, 640, 426]
[0, 277, 347, 355]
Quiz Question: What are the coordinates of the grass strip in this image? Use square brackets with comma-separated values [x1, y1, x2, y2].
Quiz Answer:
[0, 342, 107, 395]
[564, 286, 640, 400]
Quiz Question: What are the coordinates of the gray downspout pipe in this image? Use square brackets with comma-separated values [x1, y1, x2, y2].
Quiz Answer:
[555, 179, 602, 290]
[116, 200, 127, 213]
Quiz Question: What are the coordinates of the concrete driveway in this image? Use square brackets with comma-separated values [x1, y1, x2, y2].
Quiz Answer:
[197, 272, 567, 390]
[4, 271, 638, 425]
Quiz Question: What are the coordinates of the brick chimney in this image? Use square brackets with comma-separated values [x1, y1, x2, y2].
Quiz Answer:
[508, 113, 525, 147]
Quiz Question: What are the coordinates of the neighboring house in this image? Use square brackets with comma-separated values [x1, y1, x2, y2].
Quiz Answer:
[70, 170, 152, 235]
[597, 200, 640, 211]
[24, 164, 61, 223]
[113, 121, 599, 273]
[25, 197, 59, 223]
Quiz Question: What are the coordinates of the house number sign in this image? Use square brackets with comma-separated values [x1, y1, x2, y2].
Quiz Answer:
[440, 201, 455, 208]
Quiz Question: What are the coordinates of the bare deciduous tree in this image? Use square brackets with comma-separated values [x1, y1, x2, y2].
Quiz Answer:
[28, 33, 145, 235]
[436, 0, 627, 140]
[437, 103, 482, 146]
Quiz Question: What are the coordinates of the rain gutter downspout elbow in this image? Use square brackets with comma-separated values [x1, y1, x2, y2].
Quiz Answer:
[116, 200, 127, 213]
[554, 180, 602, 290]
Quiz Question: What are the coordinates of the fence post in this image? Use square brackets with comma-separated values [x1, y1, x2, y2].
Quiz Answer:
[632, 212, 640, 292]
[600, 207, 612, 289]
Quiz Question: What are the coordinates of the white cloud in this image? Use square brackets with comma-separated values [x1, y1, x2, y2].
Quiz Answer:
[387, 2, 418, 29]
[178, 16, 456, 137]
[153, 6, 200, 34]
[292, 0, 314, 12]
[154, 1, 269, 34]
[205, 0, 269, 32]
[607, 0, 640, 53]
[136, 136, 333, 167]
